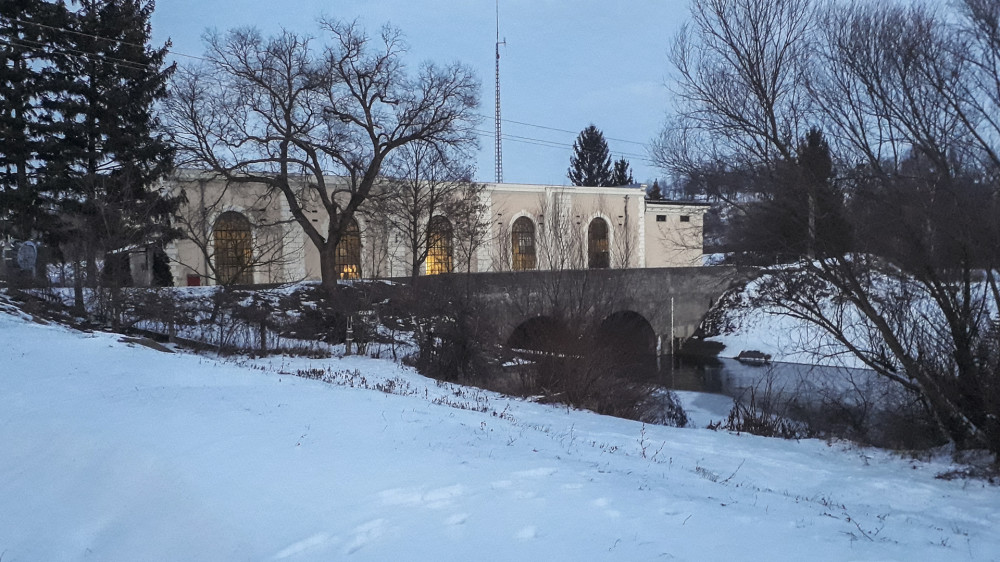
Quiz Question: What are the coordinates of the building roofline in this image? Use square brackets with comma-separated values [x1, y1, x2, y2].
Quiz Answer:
[644, 199, 712, 208]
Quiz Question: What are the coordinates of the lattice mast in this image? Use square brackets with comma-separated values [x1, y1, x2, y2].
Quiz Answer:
[495, 0, 505, 183]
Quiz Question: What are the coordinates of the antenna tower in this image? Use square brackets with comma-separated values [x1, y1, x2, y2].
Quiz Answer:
[495, 0, 505, 183]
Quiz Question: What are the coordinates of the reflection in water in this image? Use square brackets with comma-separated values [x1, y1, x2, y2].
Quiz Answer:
[625, 353, 880, 405]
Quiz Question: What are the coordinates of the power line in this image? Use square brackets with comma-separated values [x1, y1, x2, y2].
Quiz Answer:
[501, 118, 648, 147]
[472, 128, 654, 165]
[0, 37, 154, 73]
[4, 16, 656, 157]
[1, 15, 209, 63]
[2, 16, 657, 170]
[472, 112, 650, 148]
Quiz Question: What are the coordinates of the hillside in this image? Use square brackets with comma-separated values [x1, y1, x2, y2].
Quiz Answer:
[1, 299, 998, 561]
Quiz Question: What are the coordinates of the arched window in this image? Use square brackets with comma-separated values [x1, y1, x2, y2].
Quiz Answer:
[335, 218, 361, 279]
[588, 217, 610, 269]
[213, 211, 253, 285]
[426, 216, 454, 275]
[512, 216, 537, 271]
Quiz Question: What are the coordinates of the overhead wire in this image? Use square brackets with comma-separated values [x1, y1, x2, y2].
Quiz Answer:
[3, 16, 657, 168]
[495, 117, 648, 147]
[0, 36, 154, 73]
[1, 15, 209, 63]
[472, 128, 654, 165]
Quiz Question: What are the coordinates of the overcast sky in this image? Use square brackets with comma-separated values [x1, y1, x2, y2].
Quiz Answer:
[150, 1, 690, 186]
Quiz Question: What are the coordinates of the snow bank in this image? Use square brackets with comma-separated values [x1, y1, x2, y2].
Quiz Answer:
[1, 303, 997, 561]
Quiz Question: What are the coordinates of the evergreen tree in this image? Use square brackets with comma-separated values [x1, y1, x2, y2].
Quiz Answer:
[610, 156, 634, 186]
[796, 127, 839, 258]
[0, 0, 67, 240]
[46, 0, 179, 311]
[568, 124, 612, 186]
[647, 179, 663, 200]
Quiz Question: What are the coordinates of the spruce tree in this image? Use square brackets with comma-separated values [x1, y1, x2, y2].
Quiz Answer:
[610, 156, 634, 186]
[47, 0, 178, 310]
[0, 0, 67, 240]
[568, 124, 613, 187]
[796, 127, 835, 258]
[647, 179, 663, 200]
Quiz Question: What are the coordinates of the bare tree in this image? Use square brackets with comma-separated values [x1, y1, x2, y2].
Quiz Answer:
[172, 179, 304, 286]
[165, 21, 479, 289]
[662, 0, 1000, 455]
[605, 195, 639, 269]
[370, 142, 478, 282]
[662, 0, 814, 171]
[449, 181, 491, 275]
[488, 212, 513, 272]
[535, 189, 585, 272]
[358, 206, 394, 279]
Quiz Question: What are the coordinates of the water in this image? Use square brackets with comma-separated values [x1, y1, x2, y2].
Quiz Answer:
[638, 353, 884, 407]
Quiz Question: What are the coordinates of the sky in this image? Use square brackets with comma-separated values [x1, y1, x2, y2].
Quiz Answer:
[149, 1, 691, 186]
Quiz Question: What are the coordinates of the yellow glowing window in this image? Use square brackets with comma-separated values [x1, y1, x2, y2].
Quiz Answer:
[588, 218, 610, 269]
[512, 216, 536, 271]
[213, 211, 253, 284]
[426, 216, 454, 275]
[336, 219, 361, 279]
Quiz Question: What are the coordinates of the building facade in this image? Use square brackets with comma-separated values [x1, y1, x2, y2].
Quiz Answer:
[164, 172, 709, 286]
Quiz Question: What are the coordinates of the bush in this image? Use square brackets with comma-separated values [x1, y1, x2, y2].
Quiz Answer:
[711, 376, 810, 439]
[409, 285, 498, 384]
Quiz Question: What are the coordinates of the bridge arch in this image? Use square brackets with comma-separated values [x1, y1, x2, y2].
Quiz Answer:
[595, 310, 657, 356]
[507, 315, 572, 354]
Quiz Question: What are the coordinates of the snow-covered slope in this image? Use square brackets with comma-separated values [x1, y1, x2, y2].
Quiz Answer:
[703, 274, 868, 367]
[1, 305, 997, 561]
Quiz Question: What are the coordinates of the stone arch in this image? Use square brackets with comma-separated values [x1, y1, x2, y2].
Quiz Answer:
[213, 211, 253, 285]
[426, 215, 454, 275]
[511, 216, 537, 271]
[335, 218, 361, 279]
[507, 315, 570, 354]
[587, 217, 610, 269]
[595, 310, 656, 356]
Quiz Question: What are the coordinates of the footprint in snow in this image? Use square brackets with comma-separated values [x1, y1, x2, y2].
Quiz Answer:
[512, 467, 557, 478]
[344, 519, 385, 555]
[593, 497, 621, 518]
[378, 484, 464, 509]
[272, 533, 331, 559]
[516, 526, 538, 540]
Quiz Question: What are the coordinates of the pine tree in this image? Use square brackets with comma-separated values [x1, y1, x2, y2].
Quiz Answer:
[647, 179, 663, 200]
[796, 127, 835, 258]
[46, 0, 179, 311]
[610, 156, 634, 186]
[0, 0, 67, 240]
[568, 124, 613, 187]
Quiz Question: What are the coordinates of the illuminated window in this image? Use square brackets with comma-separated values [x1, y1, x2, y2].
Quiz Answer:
[512, 216, 536, 271]
[588, 217, 610, 269]
[426, 216, 454, 275]
[335, 219, 361, 279]
[213, 211, 253, 285]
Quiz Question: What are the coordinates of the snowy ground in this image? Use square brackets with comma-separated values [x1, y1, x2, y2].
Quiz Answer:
[1, 302, 998, 561]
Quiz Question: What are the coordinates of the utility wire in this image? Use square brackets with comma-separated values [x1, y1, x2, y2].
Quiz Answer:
[0, 37, 153, 72]
[498, 117, 648, 147]
[473, 128, 654, 165]
[3, 16, 656, 167]
[1, 15, 208, 62]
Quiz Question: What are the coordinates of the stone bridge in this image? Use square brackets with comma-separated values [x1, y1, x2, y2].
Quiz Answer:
[412, 266, 743, 356]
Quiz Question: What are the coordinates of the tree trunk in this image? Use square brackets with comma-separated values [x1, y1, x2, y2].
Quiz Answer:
[72, 259, 84, 314]
[319, 247, 340, 290]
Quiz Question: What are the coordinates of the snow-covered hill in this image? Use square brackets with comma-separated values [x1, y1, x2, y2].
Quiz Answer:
[1, 302, 997, 561]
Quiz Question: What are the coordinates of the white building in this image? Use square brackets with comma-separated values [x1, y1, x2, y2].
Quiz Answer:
[165, 172, 709, 286]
